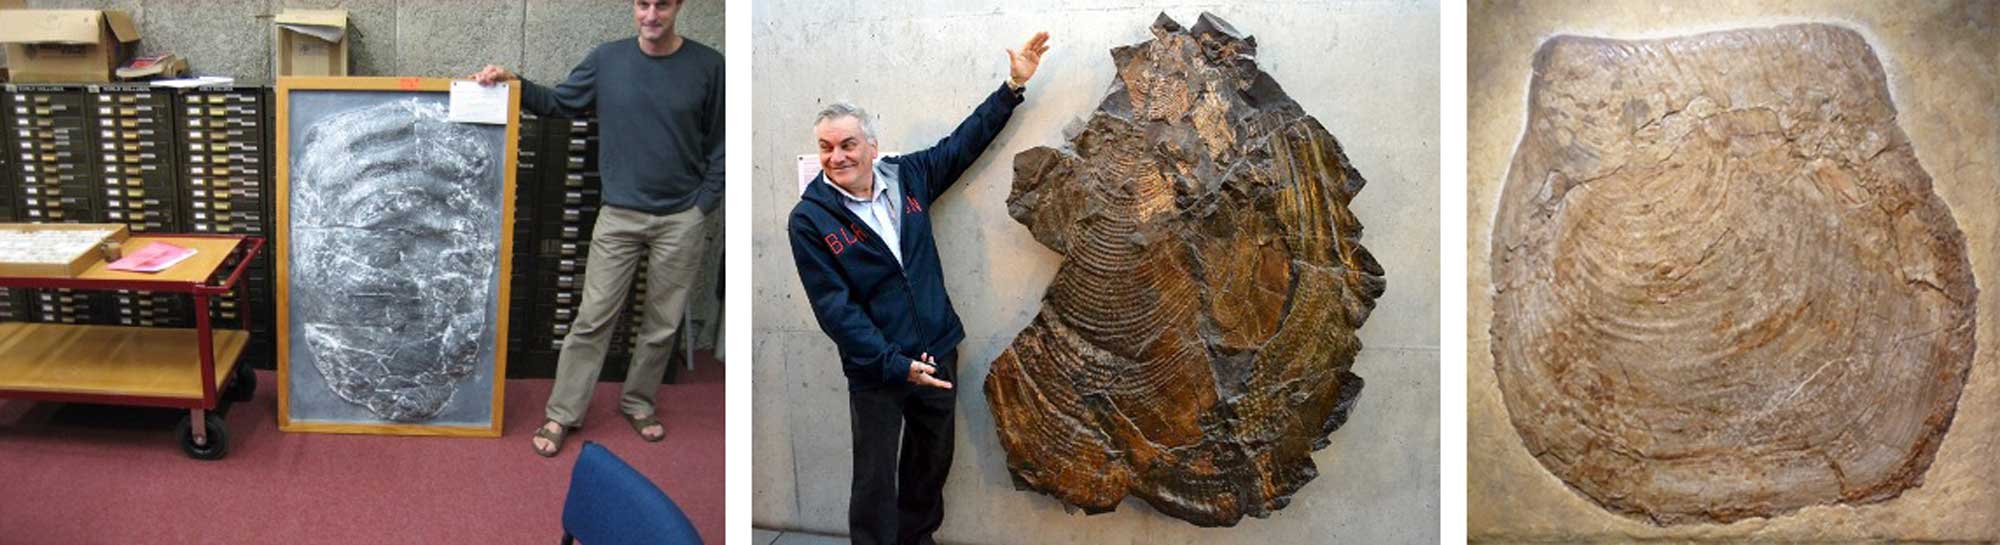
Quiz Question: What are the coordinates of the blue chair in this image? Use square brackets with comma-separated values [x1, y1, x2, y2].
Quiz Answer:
[561, 441, 703, 545]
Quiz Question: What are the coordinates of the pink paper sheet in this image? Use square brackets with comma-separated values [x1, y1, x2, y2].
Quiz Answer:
[107, 242, 197, 273]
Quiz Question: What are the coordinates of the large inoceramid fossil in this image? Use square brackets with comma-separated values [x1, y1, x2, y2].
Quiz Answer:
[1490, 24, 1977, 525]
[986, 12, 1385, 527]
[293, 99, 499, 422]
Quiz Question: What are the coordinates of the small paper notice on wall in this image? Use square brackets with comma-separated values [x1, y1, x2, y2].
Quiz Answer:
[448, 81, 509, 125]
[797, 154, 822, 196]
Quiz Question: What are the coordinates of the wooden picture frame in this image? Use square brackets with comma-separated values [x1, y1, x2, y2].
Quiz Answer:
[274, 76, 518, 437]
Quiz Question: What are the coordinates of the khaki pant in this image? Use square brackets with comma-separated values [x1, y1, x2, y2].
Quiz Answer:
[545, 204, 710, 426]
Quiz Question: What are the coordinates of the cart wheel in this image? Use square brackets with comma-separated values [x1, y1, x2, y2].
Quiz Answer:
[225, 364, 256, 402]
[176, 413, 229, 460]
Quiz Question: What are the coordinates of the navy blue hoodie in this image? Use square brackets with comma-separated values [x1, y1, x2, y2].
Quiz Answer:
[789, 83, 1025, 390]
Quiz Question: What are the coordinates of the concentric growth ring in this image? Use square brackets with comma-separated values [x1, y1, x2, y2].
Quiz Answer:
[1490, 24, 1976, 525]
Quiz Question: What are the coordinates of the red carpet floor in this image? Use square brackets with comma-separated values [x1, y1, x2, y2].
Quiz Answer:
[0, 357, 724, 545]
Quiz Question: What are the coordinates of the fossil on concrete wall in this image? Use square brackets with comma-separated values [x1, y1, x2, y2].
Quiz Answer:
[985, 12, 1386, 527]
[1490, 24, 1977, 525]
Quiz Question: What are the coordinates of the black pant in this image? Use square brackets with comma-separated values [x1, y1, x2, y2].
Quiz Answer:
[848, 351, 957, 545]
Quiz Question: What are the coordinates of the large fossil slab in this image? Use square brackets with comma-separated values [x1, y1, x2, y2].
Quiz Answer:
[986, 12, 1385, 527]
[1490, 24, 1977, 525]
[288, 94, 504, 424]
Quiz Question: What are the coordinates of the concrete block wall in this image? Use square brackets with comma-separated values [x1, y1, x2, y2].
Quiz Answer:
[1467, 1, 2000, 542]
[18, 0, 725, 85]
[751, 1, 1440, 543]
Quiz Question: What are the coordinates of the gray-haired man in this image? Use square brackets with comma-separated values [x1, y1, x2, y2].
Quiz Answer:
[788, 32, 1049, 545]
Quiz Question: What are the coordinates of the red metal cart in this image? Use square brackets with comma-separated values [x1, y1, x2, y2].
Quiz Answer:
[0, 234, 264, 460]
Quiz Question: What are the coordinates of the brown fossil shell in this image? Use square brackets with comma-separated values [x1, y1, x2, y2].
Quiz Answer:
[985, 12, 1386, 527]
[1490, 24, 1977, 525]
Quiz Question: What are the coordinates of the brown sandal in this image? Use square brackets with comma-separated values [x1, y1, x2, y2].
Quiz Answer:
[532, 420, 570, 457]
[624, 412, 665, 442]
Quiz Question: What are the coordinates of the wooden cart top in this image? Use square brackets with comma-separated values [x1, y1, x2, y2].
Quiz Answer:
[0, 235, 257, 292]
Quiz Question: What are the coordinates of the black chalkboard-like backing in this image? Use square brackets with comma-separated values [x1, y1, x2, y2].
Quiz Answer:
[274, 77, 518, 438]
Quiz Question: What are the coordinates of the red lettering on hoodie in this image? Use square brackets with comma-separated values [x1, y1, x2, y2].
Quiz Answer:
[823, 224, 873, 257]
[823, 233, 845, 255]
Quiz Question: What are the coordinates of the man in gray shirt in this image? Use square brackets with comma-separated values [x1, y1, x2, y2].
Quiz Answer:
[474, 0, 723, 457]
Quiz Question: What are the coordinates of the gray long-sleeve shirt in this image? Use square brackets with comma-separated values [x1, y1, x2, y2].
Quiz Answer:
[521, 37, 725, 215]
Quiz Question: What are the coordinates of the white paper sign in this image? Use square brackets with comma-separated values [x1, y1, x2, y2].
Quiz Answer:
[151, 76, 236, 89]
[448, 81, 509, 125]
[797, 154, 821, 196]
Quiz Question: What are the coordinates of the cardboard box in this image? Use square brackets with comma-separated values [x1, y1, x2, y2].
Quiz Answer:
[273, 10, 349, 78]
[0, 223, 130, 278]
[0, 0, 24, 78]
[0, 10, 140, 83]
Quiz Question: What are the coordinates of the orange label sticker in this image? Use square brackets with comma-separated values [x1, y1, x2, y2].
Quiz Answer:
[398, 77, 420, 90]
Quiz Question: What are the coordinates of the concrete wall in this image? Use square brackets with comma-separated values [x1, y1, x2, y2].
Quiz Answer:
[16, 0, 725, 85]
[1468, 1, 1999, 542]
[752, 1, 1440, 543]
